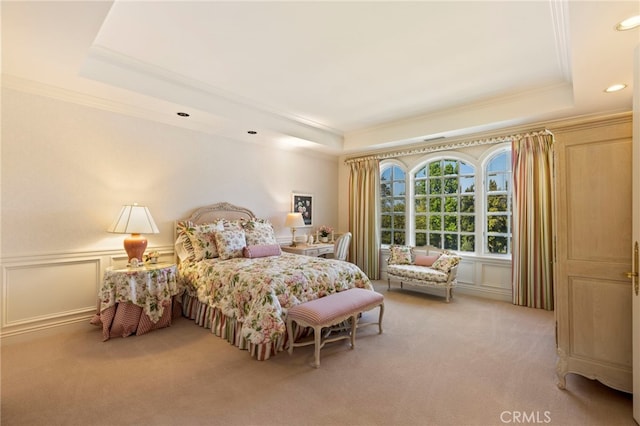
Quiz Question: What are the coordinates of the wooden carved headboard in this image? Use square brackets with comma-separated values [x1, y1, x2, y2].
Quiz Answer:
[181, 202, 256, 225]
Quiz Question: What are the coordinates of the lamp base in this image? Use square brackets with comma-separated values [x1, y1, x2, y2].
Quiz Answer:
[290, 228, 298, 247]
[124, 233, 148, 262]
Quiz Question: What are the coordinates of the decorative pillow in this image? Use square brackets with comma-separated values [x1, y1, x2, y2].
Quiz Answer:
[243, 219, 278, 246]
[214, 229, 247, 260]
[415, 254, 440, 267]
[431, 253, 461, 273]
[243, 244, 281, 258]
[388, 245, 413, 265]
[175, 221, 197, 261]
[191, 223, 225, 260]
[220, 218, 243, 231]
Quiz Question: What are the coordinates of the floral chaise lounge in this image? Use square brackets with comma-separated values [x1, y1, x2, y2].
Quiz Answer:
[386, 245, 461, 302]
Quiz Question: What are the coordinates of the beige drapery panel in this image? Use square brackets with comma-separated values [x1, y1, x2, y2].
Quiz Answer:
[512, 132, 555, 310]
[348, 158, 380, 279]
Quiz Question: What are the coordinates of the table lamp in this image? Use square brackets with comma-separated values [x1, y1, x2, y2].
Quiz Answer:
[108, 203, 159, 263]
[284, 212, 305, 247]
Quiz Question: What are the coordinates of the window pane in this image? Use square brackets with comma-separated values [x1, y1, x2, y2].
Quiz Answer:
[415, 167, 426, 178]
[460, 196, 475, 213]
[487, 195, 507, 212]
[394, 168, 406, 180]
[461, 235, 475, 251]
[429, 215, 442, 231]
[444, 197, 458, 212]
[429, 233, 442, 247]
[460, 177, 475, 193]
[415, 180, 426, 195]
[415, 232, 427, 246]
[394, 198, 405, 211]
[460, 215, 475, 232]
[460, 162, 474, 175]
[429, 197, 442, 212]
[444, 215, 458, 231]
[444, 234, 458, 250]
[429, 179, 442, 194]
[429, 161, 442, 176]
[488, 215, 507, 233]
[443, 160, 458, 175]
[381, 200, 393, 213]
[381, 231, 392, 245]
[488, 236, 508, 254]
[393, 215, 405, 229]
[381, 214, 392, 228]
[415, 198, 427, 213]
[394, 181, 406, 196]
[393, 232, 406, 245]
[381, 168, 392, 181]
[444, 177, 458, 194]
[415, 215, 427, 230]
[487, 174, 507, 192]
[487, 154, 508, 172]
[381, 183, 391, 197]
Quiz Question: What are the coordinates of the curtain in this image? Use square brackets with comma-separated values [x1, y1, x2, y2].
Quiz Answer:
[349, 158, 380, 279]
[512, 132, 554, 310]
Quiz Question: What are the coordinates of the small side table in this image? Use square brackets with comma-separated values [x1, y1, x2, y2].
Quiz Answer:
[281, 243, 334, 258]
[91, 262, 180, 340]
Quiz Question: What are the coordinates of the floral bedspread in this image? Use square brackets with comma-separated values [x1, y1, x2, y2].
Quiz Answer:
[178, 253, 373, 345]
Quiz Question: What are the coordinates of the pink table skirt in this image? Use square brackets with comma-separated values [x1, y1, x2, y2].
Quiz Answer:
[90, 297, 182, 341]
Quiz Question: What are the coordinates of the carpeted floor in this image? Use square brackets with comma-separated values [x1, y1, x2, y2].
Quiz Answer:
[1, 281, 634, 426]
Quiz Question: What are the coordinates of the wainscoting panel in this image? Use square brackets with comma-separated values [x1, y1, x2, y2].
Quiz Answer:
[480, 262, 512, 290]
[2, 258, 100, 335]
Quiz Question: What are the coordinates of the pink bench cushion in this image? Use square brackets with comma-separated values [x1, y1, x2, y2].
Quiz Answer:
[287, 288, 383, 326]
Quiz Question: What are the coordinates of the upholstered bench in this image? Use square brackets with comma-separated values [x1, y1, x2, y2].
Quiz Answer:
[286, 288, 384, 368]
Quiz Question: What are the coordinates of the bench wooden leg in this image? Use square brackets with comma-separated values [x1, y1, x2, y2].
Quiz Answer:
[313, 325, 322, 368]
[286, 318, 295, 355]
[349, 315, 357, 349]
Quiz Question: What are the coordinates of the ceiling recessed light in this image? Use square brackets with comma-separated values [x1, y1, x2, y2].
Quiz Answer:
[604, 84, 627, 93]
[616, 15, 640, 31]
[247, 130, 257, 135]
[177, 112, 190, 117]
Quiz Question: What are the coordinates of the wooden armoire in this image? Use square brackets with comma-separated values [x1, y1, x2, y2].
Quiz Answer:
[552, 113, 633, 393]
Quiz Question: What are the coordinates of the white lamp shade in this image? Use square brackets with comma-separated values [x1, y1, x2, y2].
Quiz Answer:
[108, 204, 159, 234]
[284, 212, 305, 228]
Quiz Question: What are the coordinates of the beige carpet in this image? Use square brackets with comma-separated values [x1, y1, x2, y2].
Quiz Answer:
[1, 281, 634, 426]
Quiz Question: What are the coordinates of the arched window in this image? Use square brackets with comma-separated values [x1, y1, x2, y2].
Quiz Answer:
[380, 164, 406, 245]
[414, 159, 475, 252]
[485, 150, 512, 254]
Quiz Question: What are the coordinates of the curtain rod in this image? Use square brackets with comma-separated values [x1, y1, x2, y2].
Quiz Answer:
[344, 129, 552, 164]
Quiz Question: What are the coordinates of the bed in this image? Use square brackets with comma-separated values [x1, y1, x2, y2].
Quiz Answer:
[175, 202, 374, 360]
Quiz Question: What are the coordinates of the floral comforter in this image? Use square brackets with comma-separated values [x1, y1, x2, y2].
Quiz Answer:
[178, 252, 373, 345]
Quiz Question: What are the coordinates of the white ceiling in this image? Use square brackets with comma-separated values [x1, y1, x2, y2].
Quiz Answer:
[2, 1, 639, 155]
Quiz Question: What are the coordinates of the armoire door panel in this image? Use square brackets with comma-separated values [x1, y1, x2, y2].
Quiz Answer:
[566, 140, 632, 262]
[569, 276, 632, 367]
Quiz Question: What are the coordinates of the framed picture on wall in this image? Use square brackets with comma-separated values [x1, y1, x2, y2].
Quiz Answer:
[291, 193, 313, 226]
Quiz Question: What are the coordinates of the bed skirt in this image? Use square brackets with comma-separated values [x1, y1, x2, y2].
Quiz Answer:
[180, 292, 308, 361]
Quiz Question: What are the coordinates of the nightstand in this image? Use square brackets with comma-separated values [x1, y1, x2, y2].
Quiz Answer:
[281, 243, 334, 257]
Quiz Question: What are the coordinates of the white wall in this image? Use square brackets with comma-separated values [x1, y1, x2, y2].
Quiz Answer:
[1, 88, 339, 336]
